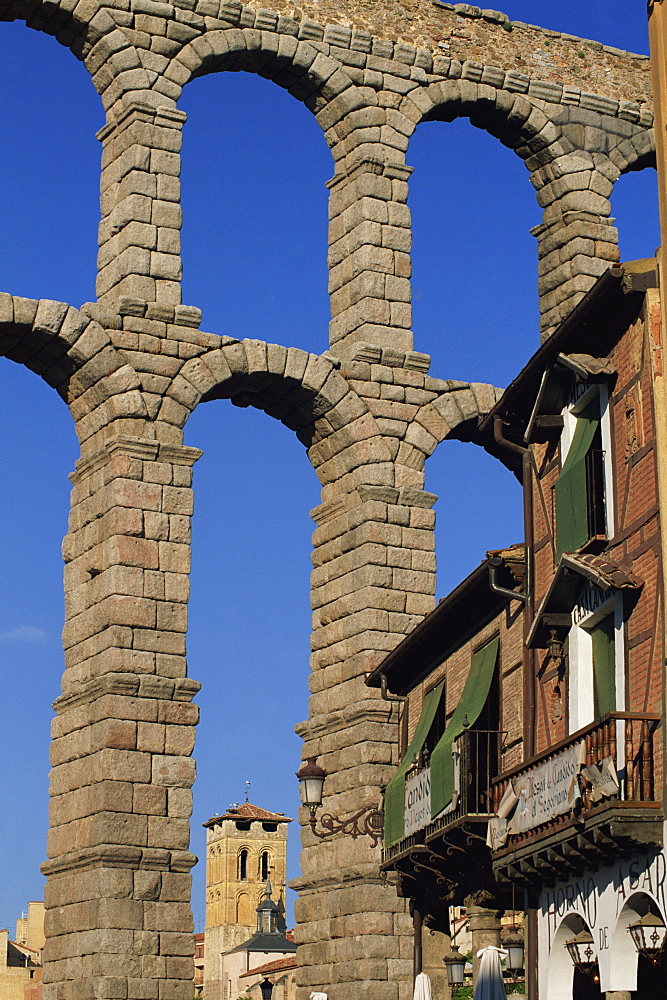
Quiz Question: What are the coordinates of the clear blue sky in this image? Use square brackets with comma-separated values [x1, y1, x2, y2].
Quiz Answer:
[0, 1, 658, 933]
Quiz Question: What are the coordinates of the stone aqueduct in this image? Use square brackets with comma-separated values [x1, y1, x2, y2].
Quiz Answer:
[0, 0, 657, 997]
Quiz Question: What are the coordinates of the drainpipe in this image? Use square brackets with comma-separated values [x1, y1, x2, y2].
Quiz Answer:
[493, 417, 538, 1000]
[488, 556, 529, 604]
[379, 672, 409, 756]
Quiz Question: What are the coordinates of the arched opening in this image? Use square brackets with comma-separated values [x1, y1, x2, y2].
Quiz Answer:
[238, 849, 249, 881]
[179, 71, 332, 354]
[428, 439, 523, 597]
[0, 23, 101, 304]
[409, 116, 542, 387]
[612, 166, 660, 263]
[609, 891, 667, 996]
[178, 64, 329, 939]
[260, 850, 271, 882]
[185, 397, 320, 933]
[0, 356, 79, 932]
[409, 116, 535, 593]
[236, 892, 253, 924]
[547, 914, 600, 1000]
[0, 21, 95, 940]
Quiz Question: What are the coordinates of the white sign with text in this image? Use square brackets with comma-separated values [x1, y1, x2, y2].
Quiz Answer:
[511, 741, 585, 833]
[404, 767, 431, 837]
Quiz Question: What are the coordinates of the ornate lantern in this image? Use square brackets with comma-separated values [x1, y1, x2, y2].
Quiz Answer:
[628, 911, 667, 966]
[565, 928, 599, 983]
[502, 931, 525, 973]
[548, 629, 564, 663]
[296, 757, 327, 821]
[259, 979, 273, 999]
[444, 945, 466, 986]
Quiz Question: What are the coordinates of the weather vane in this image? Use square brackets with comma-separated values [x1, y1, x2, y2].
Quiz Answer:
[245, 780, 251, 803]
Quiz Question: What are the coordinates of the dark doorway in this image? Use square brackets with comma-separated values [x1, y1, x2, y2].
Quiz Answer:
[633, 954, 667, 998]
[573, 968, 602, 999]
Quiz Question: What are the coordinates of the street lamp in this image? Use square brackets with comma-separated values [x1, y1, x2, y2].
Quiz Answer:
[565, 928, 599, 984]
[444, 945, 466, 986]
[502, 931, 525, 973]
[296, 756, 384, 846]
[296, 757, 327, 823]
[259, 979, 273, 999]
[628, 911, 667, 966]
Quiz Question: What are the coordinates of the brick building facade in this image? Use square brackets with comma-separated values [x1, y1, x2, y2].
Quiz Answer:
[372, 260, 667, 999]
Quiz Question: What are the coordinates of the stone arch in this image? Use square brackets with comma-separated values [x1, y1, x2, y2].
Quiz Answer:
[405, 81, 571, 165]
[391, 382, 503, 475]
[0, 2, 146, 112]
[167, 340, 396, 484]
[611, 130, 657, 176]
[236, 890, 253, 923]
[0, 295, 148, 445]
[173, 28, 365, 146]
[546, 913, 597, 1000]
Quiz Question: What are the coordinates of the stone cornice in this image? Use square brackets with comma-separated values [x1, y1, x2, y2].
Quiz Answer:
[54, 672, 201, 714]
[41, 845, 197, 877]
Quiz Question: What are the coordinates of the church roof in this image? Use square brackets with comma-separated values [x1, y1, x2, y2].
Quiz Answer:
[230, 931, 297, 956]
[203, 802, 292, 827]
[239, 956, 297, 979]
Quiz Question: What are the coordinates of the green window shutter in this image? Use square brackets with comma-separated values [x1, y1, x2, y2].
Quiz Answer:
[430, 636, 499, 819]
[383, 680, 444, 847]
[555, 398, 601, 558]
[592, 615, 616, 718]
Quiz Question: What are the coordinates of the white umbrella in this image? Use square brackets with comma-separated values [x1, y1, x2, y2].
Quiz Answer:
[413, 972, 432, 1000]
[474, 946, 508, 1000]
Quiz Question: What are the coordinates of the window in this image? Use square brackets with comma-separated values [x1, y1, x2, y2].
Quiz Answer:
[568, 584, 623, 731]
[591, 614, 616, 719]
[555, 386, 611, 557]
[238, 849, 248, 881]
[260, 851, 271, 881]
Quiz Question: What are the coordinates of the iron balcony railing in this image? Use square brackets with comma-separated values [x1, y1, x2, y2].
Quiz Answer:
[383, 729, 503, 864]
[489, 712, 660, 851]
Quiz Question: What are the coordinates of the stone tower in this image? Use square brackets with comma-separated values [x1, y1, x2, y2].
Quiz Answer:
[203, 803, 291, 999]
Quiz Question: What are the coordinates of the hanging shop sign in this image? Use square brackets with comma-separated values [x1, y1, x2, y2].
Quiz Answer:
[512, 740, 585, 832]
[488, 742, 585, 848]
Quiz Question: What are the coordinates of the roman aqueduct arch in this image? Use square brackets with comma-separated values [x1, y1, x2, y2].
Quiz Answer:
[0, 0, 657, 997]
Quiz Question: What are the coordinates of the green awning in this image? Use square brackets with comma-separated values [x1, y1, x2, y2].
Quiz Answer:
[555, 398, 600, 557]
[383, 680, 444, 847]
[430, 636, 499, 819]
[592, 615, 616, 718]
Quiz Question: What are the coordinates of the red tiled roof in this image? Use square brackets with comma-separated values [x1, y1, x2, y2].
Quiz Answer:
[562, 552, 643, 590]
[203, 803, 292, 827]
[239, 956, 297, 979]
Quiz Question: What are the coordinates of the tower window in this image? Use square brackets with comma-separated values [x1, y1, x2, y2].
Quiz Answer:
[260, 851, 271, 880]
[238, 849, 248, 881]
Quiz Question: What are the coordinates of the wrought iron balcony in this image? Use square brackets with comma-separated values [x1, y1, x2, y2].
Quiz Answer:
[381, 730, 503, 904]
[489, 713, 662, 885]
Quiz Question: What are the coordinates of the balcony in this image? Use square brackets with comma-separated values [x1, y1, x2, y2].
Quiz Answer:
[382, 730, 502, 906]
[489, 713, 662, 886]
